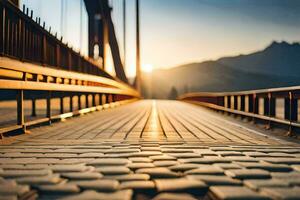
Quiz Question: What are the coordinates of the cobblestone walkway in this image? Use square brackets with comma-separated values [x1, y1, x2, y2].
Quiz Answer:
[1, 100, 300, 200]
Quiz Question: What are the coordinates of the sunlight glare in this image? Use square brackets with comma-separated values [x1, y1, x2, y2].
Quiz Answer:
[142, 64, 153, 73]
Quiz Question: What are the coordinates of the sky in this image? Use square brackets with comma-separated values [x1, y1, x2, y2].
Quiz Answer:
[20, 0, 300, 78]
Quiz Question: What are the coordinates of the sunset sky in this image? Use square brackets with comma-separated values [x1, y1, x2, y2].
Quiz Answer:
[21, 0, 300, 77]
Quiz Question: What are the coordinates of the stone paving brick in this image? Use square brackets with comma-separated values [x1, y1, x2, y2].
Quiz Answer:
[15, 174, 63, 185]
[136, 167, 180, 178]
[169, 163, 205, 172]
[71, 180, 119, 191]
[261, 157, 300, 165]
[154, 178, 207, 193]
[235, 162, 293, 172]
[225, 169, 271, 179]
[149, 155, 177, 161]
[0, 164, 48, 170]
[213, 163, 242, 169]
[59, 189, 133, 200]
[103, 173, 150, 181]
[119, 180, 155, 190]
[128, 157, 152, 163]
[243, 179, 290, 190]
[126, 162, 155, 170]
[61, 172, 103, 180]
[187, 175, 242, 186]
[0, 183, 30, 196]
[209, 186, 271, 200]
[260, 187, 300, 200]
[87, 158, 130, 166]
[36, 184, 80, 194]
[270, 172, 300, 186]
[161, 149, 194, 153]
[95, 166, 131, 175]
[49, 164, 92, 172]
[185, 166, 224, 175]
[152, 192, 198, 200]
[0, 169, 52, 178]
[129, 151, 162, 157]
[153, 160, 179, 167]
[179, 157, 231, 164]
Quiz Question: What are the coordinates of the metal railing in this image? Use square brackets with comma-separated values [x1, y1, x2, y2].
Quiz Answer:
[0, 0, 140, 136]
[0, 56, 139, 135]
[178, 86, 300, 135]
[0, 0, 111, 78]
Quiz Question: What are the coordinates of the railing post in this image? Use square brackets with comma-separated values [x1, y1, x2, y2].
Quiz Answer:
[227, 96, 231, 109]
[85, 94, 89, 108]
[60, 96, 64, 114]
[264, 95, 269, 116]
[78, 94, 81, 110]
[266, 93, 276, 129]
[92, 93, 96, 107]
[285, 92, 298, 135]
[234, 96, 238, 110]
[17, 90, 25, 132]
[31, 98, 36, 117]
[252, 93, 258, 123]
[111, 94, 116, 102]
[46, 91, 51, 124]
[248, 94, 253, 113]
[99, 93, 102, 105]
[106, 94, 110, 104]
[240, 95, 245, 111]
[69, 93, 73, 112]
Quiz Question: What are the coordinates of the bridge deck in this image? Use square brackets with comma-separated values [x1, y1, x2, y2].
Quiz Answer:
[1, 100, 300, 200]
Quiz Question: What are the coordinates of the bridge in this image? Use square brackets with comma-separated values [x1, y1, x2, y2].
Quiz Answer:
[0, 0, 300, 200]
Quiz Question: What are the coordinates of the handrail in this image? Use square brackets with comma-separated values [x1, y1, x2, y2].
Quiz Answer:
[178, 86, 300, 135]
[0, 57, 138, 96]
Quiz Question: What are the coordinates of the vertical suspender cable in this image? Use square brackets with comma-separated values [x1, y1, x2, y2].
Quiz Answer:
[60, 0, 64, 37]
[79, 0, 83, 51]
[136, 0, 141, 92]
[123, 0, 126, 70]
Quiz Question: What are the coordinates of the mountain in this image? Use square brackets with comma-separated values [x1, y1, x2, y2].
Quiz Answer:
[141, 41, 300, 99]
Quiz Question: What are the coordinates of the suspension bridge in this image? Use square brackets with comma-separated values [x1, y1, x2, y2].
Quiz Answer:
[0, 0, 300, 199]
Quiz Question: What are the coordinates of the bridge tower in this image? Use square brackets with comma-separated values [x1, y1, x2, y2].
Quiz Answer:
[84, 0, 128, 83]
[135, 0, 141, 93]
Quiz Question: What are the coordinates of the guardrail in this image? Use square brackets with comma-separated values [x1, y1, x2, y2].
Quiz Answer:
[0, 57, 139, 135]
[178, 86, 300, 135]
[0, 0, 111, 78]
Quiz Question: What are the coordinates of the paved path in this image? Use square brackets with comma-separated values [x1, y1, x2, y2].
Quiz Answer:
[0, 100, 300, 200]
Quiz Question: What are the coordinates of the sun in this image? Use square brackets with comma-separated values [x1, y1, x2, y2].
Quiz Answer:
[141, 64, 153, 73]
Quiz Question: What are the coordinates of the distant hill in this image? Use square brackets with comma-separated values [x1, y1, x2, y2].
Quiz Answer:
[141, 41, 300, 99]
